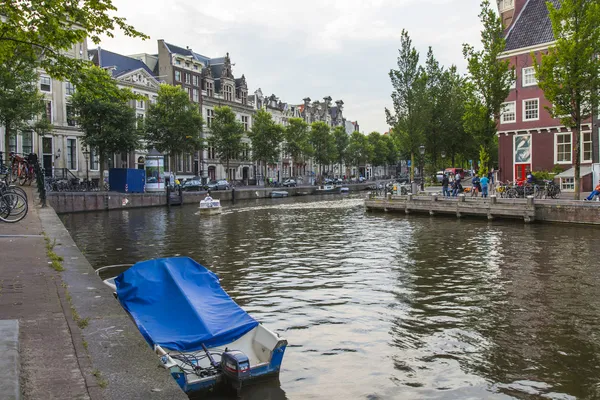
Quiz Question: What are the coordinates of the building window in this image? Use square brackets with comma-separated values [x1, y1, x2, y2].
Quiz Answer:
[175, 70, 181, 82]
[163, 155, 170, 171]
[8, 135, 17, 154]
[193, 89, 199, 103]
[90, 148, 99, 171]
[207, 109, 214, 128]
[176, 152, 184, 172]
[175, 59, 181, 66]
[22, 131, 33, 154]
[206, 81, 214, 97]
[500, 102, 516, 123]
[523, 99, 539, 121]
[65, 81, 75, 96]
[555, 132, 572, 163]
[185, 153, 192, 172]
[137, 98, 145, 109]
[522, 67, 537, 87]
[67, 138, 77, 170]
[184, 73, 190, 84]
[499, 0, 514, 12]
[582, 131, 592, 162]
[40, 76, 51, 92]
[560, 177, 575, 191]
[208, 146, 216, 159]
[137, 113, 144, 129]
[185, 62, 190, 68]
[192, 75, 198, 86]
[66, 104, 77, 126]
[44, 100, 52, 122]
[241, 90, 247, 105]
[241, 115, 249, 131]
[224, 85, 233, 101]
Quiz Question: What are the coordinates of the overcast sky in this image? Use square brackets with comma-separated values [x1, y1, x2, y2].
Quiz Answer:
[97, 0, 485, 133]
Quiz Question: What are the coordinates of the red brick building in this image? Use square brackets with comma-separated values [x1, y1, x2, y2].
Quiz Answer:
[496, 0, 599, 192]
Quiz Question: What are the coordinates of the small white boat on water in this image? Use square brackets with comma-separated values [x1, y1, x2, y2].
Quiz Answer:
[270, 191, 289, 198]
[97, 258, 287, 396]
[340, 187, 350, 194]
[199, 197, 222, 215]
[315, 184, 341, 194]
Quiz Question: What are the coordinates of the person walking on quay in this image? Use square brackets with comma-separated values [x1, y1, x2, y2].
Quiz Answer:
[452, 173, 462, 197]
[584, 180, 600, 201]
[471, 174, 481, 197]
[442, 174, 450, 197]
[480, 174, 489, 198]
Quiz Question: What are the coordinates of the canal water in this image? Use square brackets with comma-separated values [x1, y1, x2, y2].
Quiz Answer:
[60, 195, 600, 400]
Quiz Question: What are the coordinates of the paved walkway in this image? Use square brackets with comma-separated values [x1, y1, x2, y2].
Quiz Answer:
[0, 187, 90, 400]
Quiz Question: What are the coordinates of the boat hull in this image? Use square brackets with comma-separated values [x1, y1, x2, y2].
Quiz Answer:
[198, 207, 222, 215]
[270, 191, 289, 198]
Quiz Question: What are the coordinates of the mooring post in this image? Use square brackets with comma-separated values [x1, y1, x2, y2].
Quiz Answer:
[457, 194, 465, 218]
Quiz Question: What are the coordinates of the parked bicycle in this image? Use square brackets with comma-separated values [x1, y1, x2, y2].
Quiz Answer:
[0, 180, 28, 223]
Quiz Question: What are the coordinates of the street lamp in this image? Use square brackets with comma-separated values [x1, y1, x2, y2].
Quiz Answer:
[419, 145, 425, 191]
[82, 146, 90, 181]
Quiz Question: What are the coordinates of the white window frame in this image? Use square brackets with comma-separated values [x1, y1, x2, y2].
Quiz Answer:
[560, 177, 575, 191]
[581, 131, 593, 163]
[499, 0, 514, 12]
[65, 81, 75, 96]
[175, 71, 181, 82]
[193, 89, 199, 103]
[192, 75, 198, 86]
[45, 100, 53, 122]
[184, 73, 190, 84]
[21, 131, 34, 154]
[241, 115, 249, 131]
[500, 101, 516, 124]
[137, 99, 145, 110]
[523, 98, 539, 121]
[554, 132, 572, 164]
[40, 75, 52, 92]
[66, 137, 78, 171]
[522, 67, 537, 87]
[89, 148, 100, 171]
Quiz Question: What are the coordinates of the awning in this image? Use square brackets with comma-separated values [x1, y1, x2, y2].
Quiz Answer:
[555, 166, 592, 178]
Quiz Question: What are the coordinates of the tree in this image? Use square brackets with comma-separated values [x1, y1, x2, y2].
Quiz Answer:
[368, 132, 387, 169]
[248, 109, 284, 184]
[70, 66, 140, 179]
[386, 30, 429, 181]
[346, 131, 372, 176]
[309, 121, 334, 178]
[533, 0, 600, 199]
[381, 134, 398, 175]
[209, 106, 244, 180]
[442, 66, 470, 167]
[0, 1, 147, 80]
[284, 118, 312, 177]
[462, 0, 512, 155]
[144, 84, 204, 160]
[332, 126, 349, 177]
[479, 146, 491, 177]
[0, 52, 48, 161]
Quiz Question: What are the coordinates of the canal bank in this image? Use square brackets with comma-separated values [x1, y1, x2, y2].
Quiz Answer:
[365, 194, 600, 225]
[47, 183, 372, 214]
[0, 188, 187, 400]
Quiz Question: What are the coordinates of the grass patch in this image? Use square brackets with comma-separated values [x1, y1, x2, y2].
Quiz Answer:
[43, 233, 65, 272]
[82, 340, 88, 350]
[92, 369, 108, 389]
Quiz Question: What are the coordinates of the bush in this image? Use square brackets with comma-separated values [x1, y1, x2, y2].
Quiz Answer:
[533, 170, 554, 181]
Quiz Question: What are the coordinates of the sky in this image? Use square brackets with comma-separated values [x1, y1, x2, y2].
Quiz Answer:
[96, 0, 486, 134]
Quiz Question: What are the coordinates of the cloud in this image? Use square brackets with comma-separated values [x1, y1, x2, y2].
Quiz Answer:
[97, 0, 484, 133]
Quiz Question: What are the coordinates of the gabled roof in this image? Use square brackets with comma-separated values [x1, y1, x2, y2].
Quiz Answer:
[505, 0, 559, 52]
[164, 42, 225, 67]
[91, 48, 156, 77]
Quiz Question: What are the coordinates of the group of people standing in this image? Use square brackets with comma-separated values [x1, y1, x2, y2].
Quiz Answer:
[441, 172, 492, 198]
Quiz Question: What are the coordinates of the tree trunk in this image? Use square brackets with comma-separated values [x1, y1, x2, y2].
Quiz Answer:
[410, 152, 415, 182]
[226, 158, 230, 181]
[4, 123, 11, 165]
[573, 125, 580, 200]
[263, 161, 267, 187]
[99, 152, 106, 190]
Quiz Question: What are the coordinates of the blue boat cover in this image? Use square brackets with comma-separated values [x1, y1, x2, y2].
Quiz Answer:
[115, 257, 258, 351]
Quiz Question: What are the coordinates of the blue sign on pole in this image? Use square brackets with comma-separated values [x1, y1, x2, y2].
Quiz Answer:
[407, 160, 412, 167]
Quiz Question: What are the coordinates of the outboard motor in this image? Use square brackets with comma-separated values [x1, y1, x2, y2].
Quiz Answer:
[221, 350, 251, 390]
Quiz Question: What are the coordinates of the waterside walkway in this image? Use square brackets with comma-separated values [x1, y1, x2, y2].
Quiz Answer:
[365, 193, 600, 225]
[0, 187, 187, 400]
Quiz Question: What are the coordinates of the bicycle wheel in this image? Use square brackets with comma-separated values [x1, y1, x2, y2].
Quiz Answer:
[506, 188, 518, 198]
[5, 185, 27, 200]
[0, 192, 28, 223]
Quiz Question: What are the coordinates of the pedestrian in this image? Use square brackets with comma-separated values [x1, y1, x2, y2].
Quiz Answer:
[471, 174, 481, 197]
[442, 174, 450, 197]
[480, 174, 489, 198]
[584, 180, 600, 201]
[452, 173, 462, 197]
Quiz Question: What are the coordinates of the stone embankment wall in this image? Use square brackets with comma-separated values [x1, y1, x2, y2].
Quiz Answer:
[48, 184, 371, 214]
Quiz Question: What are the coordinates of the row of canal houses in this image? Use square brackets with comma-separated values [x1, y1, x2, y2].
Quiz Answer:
[496, 0, 600, 192]
[0, 38, 364, 185]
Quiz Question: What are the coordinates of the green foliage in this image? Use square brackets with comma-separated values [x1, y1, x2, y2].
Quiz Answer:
[478, 146, 490, 177]
[367, 132, 387, 167]
[144, 84, 204, 156]
[0, 1, 148, 80]
[209, 106, 245, 179]
[346, 131, 372, 169]
[248, 109, 284, 178]
[284, 117, 312, 165]
[332, 126, 349, 166]
[462, 0, 512, 152]
[552, 164, 565, 175]
[533, 0, 600, 198]
[70, 66, 140, 178]
[0, 52, 47, 160]
[533, 170, 554, 181]
[309, 121, 335, 175]
[386, 30, 428, 167]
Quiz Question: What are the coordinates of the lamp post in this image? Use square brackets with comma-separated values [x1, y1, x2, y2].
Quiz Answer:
[419, 145, 425, 191]
[82, 146, 90, 181]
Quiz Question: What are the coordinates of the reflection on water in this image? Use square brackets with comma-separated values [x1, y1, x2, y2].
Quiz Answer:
[61, 195, 600, 400]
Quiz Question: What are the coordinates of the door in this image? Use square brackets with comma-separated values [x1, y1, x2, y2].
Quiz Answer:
[515, 164, 530, 182]
[42, 137, 53, 177]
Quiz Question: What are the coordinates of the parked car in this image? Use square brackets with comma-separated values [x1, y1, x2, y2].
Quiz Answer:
[324, 178, 334, 185]
[396, 174, 410, 184]
[445, 168, 465, 179]
[436, 171, 445, 183]
[181, 180, 203, 192]
[333, 178, 344, 185]
[205, 180, 231, 190]
[282, 179, 297, 187]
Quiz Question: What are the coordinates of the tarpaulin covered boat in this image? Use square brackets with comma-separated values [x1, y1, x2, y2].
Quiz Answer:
[111, 257, 287, 395]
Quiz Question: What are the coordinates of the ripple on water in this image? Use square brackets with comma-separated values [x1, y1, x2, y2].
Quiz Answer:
[60, 196, 600, 400]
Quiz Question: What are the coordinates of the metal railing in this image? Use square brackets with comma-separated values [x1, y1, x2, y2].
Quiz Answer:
[33, 160, 46, 207]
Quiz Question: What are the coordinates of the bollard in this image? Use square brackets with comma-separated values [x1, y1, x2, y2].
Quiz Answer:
[232, 187, 236, 203]
[458, 194, 466, 202]
[490, 195, 497, 205]
[527, 195, 534, 206]
[407, 194, 413, 202]
[167, 185, 171, 207]
[432, 194, 438, 202]
[387, 193, 392, 200]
